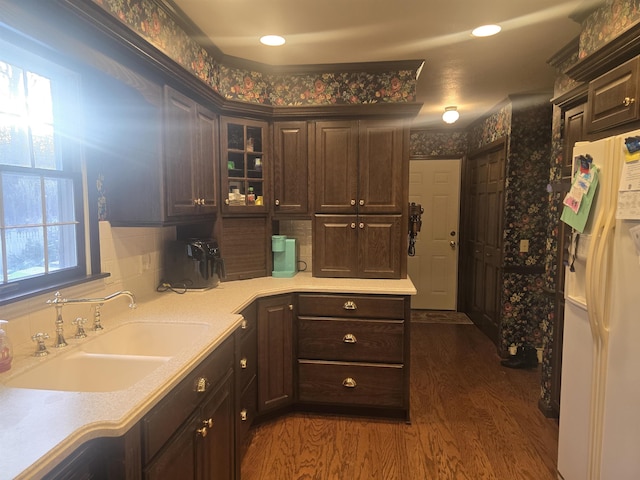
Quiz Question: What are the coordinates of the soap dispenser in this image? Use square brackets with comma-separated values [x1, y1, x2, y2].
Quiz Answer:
[0, 320, 13, 373]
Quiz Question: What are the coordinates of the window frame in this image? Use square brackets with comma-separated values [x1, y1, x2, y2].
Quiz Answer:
[0, 35, 100, 306]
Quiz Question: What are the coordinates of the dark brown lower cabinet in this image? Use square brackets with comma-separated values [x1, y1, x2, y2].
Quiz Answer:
[296, 293, 410, 420]
[144, 373, 233, 480]
[256, 294, 294, 414]
[141, 336, 234, 480]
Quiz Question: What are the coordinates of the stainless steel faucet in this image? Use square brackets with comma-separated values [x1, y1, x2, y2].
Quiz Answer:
[46, 290, 137, 345]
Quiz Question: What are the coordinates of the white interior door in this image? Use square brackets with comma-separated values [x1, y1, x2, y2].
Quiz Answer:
[408, 158, 461, 310]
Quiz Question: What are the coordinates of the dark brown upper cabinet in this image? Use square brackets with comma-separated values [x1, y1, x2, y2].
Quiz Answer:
[314, 120, 405, 215]
[272, 121, 311, 216]
[164, 85, 218, 218]
[220, 116, 269, 215]
[587, 56, 640, 133]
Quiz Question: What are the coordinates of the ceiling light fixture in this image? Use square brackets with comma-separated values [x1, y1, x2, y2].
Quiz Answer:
[442, 106, 460, 124]
[471, 24, 502, 37]
[260, 35, 286, 46]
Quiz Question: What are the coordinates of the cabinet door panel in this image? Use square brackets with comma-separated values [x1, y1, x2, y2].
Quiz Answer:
[164, 86, 197, 217]
[312, 215, 358, 277]
[273, 121, 309, 214]
[144, 410, 198, 480]
[358, 120, 404, 214]
[199, 377, 234, 480]
[314, 121, 358, 213]
[587, 56, 640, 133]
[257, 295, 294, 413]
[195, 106, 218, 212]
[358, 215, 403, 278]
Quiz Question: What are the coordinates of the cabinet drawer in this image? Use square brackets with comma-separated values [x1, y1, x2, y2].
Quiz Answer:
[297, 294, 406, 319]
[298, 360, 404, 408]
[238, 326, 257, 392]
[298, 318, 403, 363]
[142, 336, 234, 463]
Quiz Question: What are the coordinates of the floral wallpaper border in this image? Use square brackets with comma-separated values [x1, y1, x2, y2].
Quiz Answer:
[579, 0, 640, 58]
[92, 0, 418, 106]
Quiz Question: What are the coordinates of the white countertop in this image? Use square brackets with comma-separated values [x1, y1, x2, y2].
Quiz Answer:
[0, 273, 415, 480]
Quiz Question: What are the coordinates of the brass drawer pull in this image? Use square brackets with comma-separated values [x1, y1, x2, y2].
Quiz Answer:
[343, 333, 357, 344]
[195, 377, 210, 393]
[343, 300, 357, 310]
[342, 377, 357, 388]
[240, 358, 248, 369]
[240, 409, 248, 421]
[623, 96, 636, 107]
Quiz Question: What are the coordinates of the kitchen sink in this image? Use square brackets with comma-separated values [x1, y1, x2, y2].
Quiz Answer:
[81, 321, 211, 357]
[5, 321, 211, 392]
[5, 351, 170, 392]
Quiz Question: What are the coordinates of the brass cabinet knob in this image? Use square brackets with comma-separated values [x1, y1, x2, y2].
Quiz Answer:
[343, 333, 357, 344]
[240, 358, 248, 369]
[359, 222, 364, 229]
[241, 319, 248, 329]
[623, 96, 636, 107]
[195, 377, 210, 393]
[343, 300, 357, 310]
[240, 409, 248, 421]
[225, 199, 230, 205]
[350, 199, 356, 206]
[342, 377, 357, 388]
[359, 199, 364, 206]
[350, 223, 356, 229]
[288, 304, 293, 310]
[197, 418, 213, 437]
[275, 199, 280, 206]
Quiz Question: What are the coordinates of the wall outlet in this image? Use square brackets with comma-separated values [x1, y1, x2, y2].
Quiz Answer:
[519, 239, 529, 253]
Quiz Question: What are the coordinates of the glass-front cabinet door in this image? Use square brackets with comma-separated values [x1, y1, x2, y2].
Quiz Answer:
[220, 117, 268, 214]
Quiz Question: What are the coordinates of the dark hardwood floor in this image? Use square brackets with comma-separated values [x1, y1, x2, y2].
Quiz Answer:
[241, 323, 559, 480]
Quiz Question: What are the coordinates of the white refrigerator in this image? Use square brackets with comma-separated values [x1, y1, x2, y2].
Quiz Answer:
[558, 131, 640, 480]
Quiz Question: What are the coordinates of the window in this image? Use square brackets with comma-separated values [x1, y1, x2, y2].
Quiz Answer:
[0, 39, 87, 301]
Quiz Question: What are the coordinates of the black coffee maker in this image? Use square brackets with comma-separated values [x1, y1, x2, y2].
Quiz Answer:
[164, 238, 225, 290]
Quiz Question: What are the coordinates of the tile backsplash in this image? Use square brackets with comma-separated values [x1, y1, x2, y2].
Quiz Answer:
[2, 222, 176, 349]
[277, 220, 312, 273]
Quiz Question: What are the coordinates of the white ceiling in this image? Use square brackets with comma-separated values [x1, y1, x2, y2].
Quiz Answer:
[171, 0, 600, 128]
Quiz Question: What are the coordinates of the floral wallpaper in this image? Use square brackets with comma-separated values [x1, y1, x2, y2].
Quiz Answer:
[499, 103, 553, 362]
[468, 103, 512, 150]
[409, 130, 468, 157]
[579, 0, 640, 58]
[92, 0, 418, 105]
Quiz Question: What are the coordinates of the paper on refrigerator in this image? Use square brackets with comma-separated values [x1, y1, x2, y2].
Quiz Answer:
[616, 159, 640, 220]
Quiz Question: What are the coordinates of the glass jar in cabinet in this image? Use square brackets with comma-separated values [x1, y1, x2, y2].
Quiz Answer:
[220, 117, 268, 213]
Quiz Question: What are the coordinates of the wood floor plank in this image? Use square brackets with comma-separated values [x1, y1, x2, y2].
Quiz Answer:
[241, 323, 558, 480]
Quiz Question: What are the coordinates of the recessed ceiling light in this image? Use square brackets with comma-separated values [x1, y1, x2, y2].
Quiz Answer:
[471, 24, 501, 37]
[442, 106, 460, 124]
[260, 35, 286, 46]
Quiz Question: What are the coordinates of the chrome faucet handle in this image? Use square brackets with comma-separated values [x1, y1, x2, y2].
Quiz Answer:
[92, 304, 104, 331]
[72, 317, 88, 338]
[32, 333, 50, 357]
